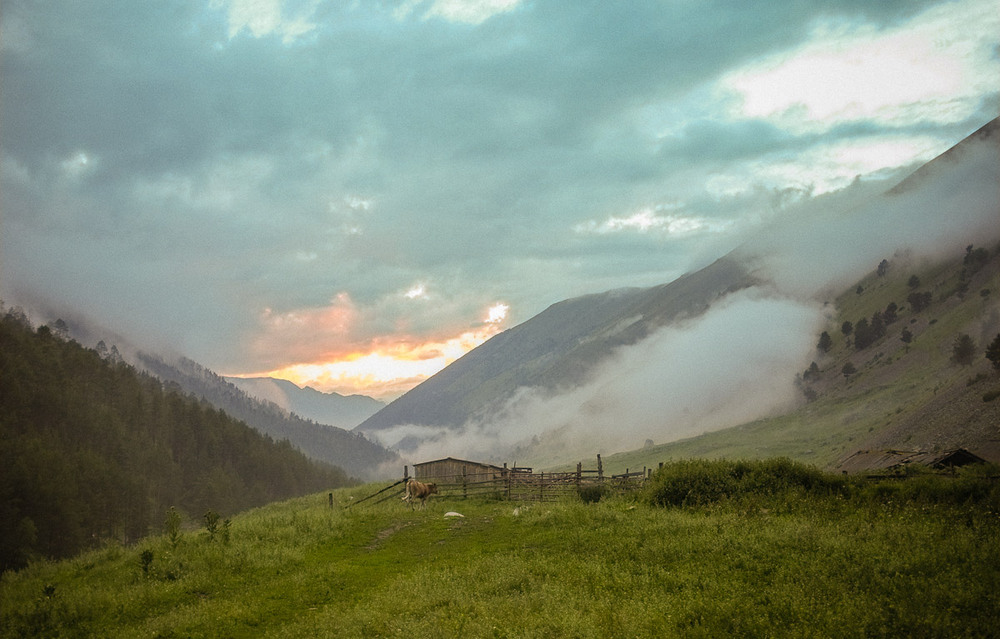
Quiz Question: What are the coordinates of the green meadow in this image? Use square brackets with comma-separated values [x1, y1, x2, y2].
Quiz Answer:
[3, 460, 998, 638]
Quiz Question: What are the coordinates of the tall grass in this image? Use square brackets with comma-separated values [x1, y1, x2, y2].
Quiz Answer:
[2, 466, 998, 638]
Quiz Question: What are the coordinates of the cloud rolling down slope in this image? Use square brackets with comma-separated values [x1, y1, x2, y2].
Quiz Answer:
[356, 118, 1000, 463]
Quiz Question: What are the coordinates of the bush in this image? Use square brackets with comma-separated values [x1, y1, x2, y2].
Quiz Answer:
[642, 458, 845, 507]
[577, 485, 607, 504]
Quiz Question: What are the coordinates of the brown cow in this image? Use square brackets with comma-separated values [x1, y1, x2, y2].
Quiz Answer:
[402, 479, 438, 510]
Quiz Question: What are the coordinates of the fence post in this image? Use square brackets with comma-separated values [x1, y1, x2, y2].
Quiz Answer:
[597, 454, 603, 482]
[404, 465, 409, 481]
[463, 466, 468, 500]
[576, 462, 582, 488]
[539, 471, 544, 502]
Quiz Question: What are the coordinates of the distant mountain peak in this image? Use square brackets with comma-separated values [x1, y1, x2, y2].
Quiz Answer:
[225, 376, 384, 430]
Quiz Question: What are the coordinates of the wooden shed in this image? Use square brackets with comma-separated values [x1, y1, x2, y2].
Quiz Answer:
[909, 448, 989, 469]
[835, 448, 989, 474]
[413, 457, 506, 486]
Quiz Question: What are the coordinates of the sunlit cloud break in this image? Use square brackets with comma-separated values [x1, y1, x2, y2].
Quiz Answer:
[241, 302, 511, 400]
[574, 206, 730, 236]
[485, 302, 509, 323]
[396, 0, 523, 25]
[404, 284, 428, 299]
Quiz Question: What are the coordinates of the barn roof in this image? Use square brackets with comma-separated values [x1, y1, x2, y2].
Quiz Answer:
[835, 448, 989, 474]
[413, 456, 505, 471]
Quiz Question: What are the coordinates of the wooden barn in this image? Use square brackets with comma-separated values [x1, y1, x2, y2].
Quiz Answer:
[412, 457, 506, 486]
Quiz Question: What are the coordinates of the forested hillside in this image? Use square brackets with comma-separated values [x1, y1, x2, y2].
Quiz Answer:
[136, 354, 396, 478]
[0, 308, 353, 573]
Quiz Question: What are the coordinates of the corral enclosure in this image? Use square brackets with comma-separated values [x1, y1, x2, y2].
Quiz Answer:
[408, 456, 649, 502]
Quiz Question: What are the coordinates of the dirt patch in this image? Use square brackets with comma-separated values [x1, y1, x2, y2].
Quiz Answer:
[366, 521, 414, 551]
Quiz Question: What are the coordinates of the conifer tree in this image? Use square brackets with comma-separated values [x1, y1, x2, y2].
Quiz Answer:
[951, 334, 976, 366]
[986, 334, 1000, 374]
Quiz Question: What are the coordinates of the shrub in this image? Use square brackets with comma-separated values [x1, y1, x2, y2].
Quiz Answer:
[577, 485, 607, 504]
[139, 549, 154, 577]
[642, 458, 845, 508]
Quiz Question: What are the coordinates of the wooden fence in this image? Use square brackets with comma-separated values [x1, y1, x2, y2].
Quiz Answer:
[403, 455, 652, 503]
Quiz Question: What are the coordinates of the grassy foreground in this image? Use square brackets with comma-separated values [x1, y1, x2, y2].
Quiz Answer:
[2, 469, 999, 638]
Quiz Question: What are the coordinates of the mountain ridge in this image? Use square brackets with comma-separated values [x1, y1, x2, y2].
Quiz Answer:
[225, 375, 384, 431]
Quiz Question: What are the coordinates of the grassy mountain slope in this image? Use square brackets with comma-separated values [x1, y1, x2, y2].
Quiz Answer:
[0, 311, 353, 573]
[589, 243, 1000, 476]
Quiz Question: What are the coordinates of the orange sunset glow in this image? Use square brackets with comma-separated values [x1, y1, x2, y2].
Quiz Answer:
[238, 303, 510, 401]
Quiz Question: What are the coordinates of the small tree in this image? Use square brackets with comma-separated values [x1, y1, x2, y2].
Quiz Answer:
[900, 328, 913, 352]
[817, 331, 833, 353]
[951, 334, 976, 366]
[841, 321, 853, 337]
[986, 333, 1000, 374]
[883, 302, 898, 325]
[908, 274, 921, 289]
[854, 318, 874, 350]
[907, 291, 932, 312]
[869, 311, 885, 340]
[165, 507, 182, 549]
[877, 259, 889, 277]
[841, 362, 857, 379]
[204, 510, 221, 541]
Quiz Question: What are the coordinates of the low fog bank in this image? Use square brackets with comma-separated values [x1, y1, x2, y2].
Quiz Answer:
[374, 291, 825, 464]
[379, 130, 1000, 466]
[740, 142, 1000, 299]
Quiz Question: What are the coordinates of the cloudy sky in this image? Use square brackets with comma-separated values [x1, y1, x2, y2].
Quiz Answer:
[2, 0, 997, 401]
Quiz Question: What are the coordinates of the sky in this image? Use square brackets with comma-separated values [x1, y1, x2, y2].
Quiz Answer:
[2, 0, 998, 402]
